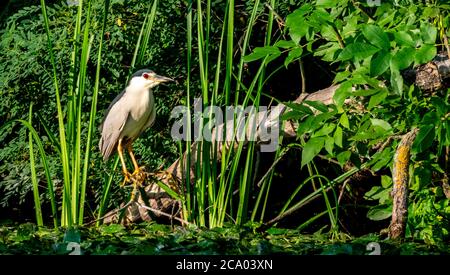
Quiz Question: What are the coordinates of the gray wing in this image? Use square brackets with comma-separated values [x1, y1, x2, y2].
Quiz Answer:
[98, 89, 127, 132]
[99, 94, 130, 161]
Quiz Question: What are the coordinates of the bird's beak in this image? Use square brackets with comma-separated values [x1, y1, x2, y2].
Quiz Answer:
[154, 74, 174, 84]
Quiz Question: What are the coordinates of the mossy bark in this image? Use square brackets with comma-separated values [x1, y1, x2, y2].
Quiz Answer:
[388, 129, 418, 239]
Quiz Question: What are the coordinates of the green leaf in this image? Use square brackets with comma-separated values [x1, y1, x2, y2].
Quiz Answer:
[313, 123, 335, 137]
[368, 90, 387, 109]
[371, 148, 393, 171]
[364, 186, 382, 200]
[301, 137, 325, 167]
[422, 111, 439, 125]
[352, 89, 380, 97]
[325, 136, 335, 155]
[362, 24, 390, 49]
[297, 116, 315, 136]
[339, 113, 350, 129]
[281, 110, 305, 121]
[415, 44, 437, 65]
[370, 51, 391, 76]
[371, 118, 392, 131]
[286, 7, 311, 44]
[392, 47, 415, 70]
[367, 204, 392, 221]
[334, 126, 343, 147]
[337, 151, 351, 166]
[243, 46, 280, 62]
[303, 100, 329, 113]
[284, 47, 303, 67]
[314, 42, 340, 62]
[333, 82, 352, 110]
[334, 71, 351, 83]
[275, 40, 296, 49]
[100, 224, 125, 235]
[284, 102, 314, 115]
[420, 22, 437, 44]
[412, 125, 435, 153]
[364, 187, 391, 204]
[394, 31, 415, 47]
[390, 61, 403, 95]
[317, 0, 338, 8]
[381, 175, 393, 188]
[338, 42, 380, 61]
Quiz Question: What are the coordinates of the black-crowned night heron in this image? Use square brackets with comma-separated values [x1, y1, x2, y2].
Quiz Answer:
[99, 69, 173, 189]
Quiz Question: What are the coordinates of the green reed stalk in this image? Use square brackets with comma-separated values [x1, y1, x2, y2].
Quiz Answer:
[28, 104, 43, 227]
[182, 0, 193, 222]
[131, 0, 159, 73]
[1, 118, 58, 228]
[40, 0, 72, 226]
[80, 0, 111, 225]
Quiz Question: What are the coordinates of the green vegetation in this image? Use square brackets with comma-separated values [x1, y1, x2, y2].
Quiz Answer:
[1, 222, 449, 255]
[0, 0, 449, 254]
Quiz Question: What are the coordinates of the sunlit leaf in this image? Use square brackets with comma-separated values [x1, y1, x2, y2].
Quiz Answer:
[339, 113, 350, 129]
[301, 137, 325, 167]
[243, 46, 280, 63]
[275, 40, 296, 49]
[337, 42, 380, 61]
[333, 126, 343, 147]
[392, 47, 415, 70]
[337, 151, 351, 166]
[415, 44, 437, 65]
[371, 118, 392, 131]
[420, 22, 437, 44]
[325, 136, 334, 155]
[362, 24, 390, 49]
[368, 90, 387, 109]
[370, 51, 391, 76]
[394, 31, 415, 47]
[284, 47, 303, 67]
[367, 204, 392, 221]
[304, 100, 329, 113]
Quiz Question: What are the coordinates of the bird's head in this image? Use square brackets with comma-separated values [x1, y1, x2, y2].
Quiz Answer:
[129, 69, 174, 90]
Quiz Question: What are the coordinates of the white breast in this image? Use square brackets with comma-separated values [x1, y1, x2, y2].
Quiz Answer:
[119, 86, 155, 140]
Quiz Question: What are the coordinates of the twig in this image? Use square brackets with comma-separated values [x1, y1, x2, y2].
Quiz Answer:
[84, 199, 135, 226]
[264, 3, 285, 26]
[299, 59, 306, 94]
[373, 135, 403, 152]
[257, 148, 289, 187]
[134, 201, 191, 226]
[258, 190, 327, 231]
[338, 179, 349, 204]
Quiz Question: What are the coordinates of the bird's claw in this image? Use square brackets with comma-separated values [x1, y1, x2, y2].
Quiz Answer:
[121, 168, 146, 188]
[120, 172, 133, 187]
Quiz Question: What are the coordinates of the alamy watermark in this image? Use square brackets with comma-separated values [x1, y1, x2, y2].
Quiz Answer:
[169, 98, 282, 152]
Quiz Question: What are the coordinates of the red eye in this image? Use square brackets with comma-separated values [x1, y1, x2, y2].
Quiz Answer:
[143, 73, 150, 79]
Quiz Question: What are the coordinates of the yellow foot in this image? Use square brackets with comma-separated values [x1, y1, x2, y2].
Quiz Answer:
[120, 172, 133, 187]
[131, 167, 147, 184]
[129, 167, 147, 201]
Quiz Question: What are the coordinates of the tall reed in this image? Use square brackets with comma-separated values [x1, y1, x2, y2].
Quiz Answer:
[180, 0, 280, 228]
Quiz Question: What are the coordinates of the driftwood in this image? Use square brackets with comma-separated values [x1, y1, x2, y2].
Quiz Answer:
[100, 53, 449, 226]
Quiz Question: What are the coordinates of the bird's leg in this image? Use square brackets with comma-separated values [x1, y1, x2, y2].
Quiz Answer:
[118, 139, 132, 186]
[127, 145, 140, 173]
[127, 144, 147, 189]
